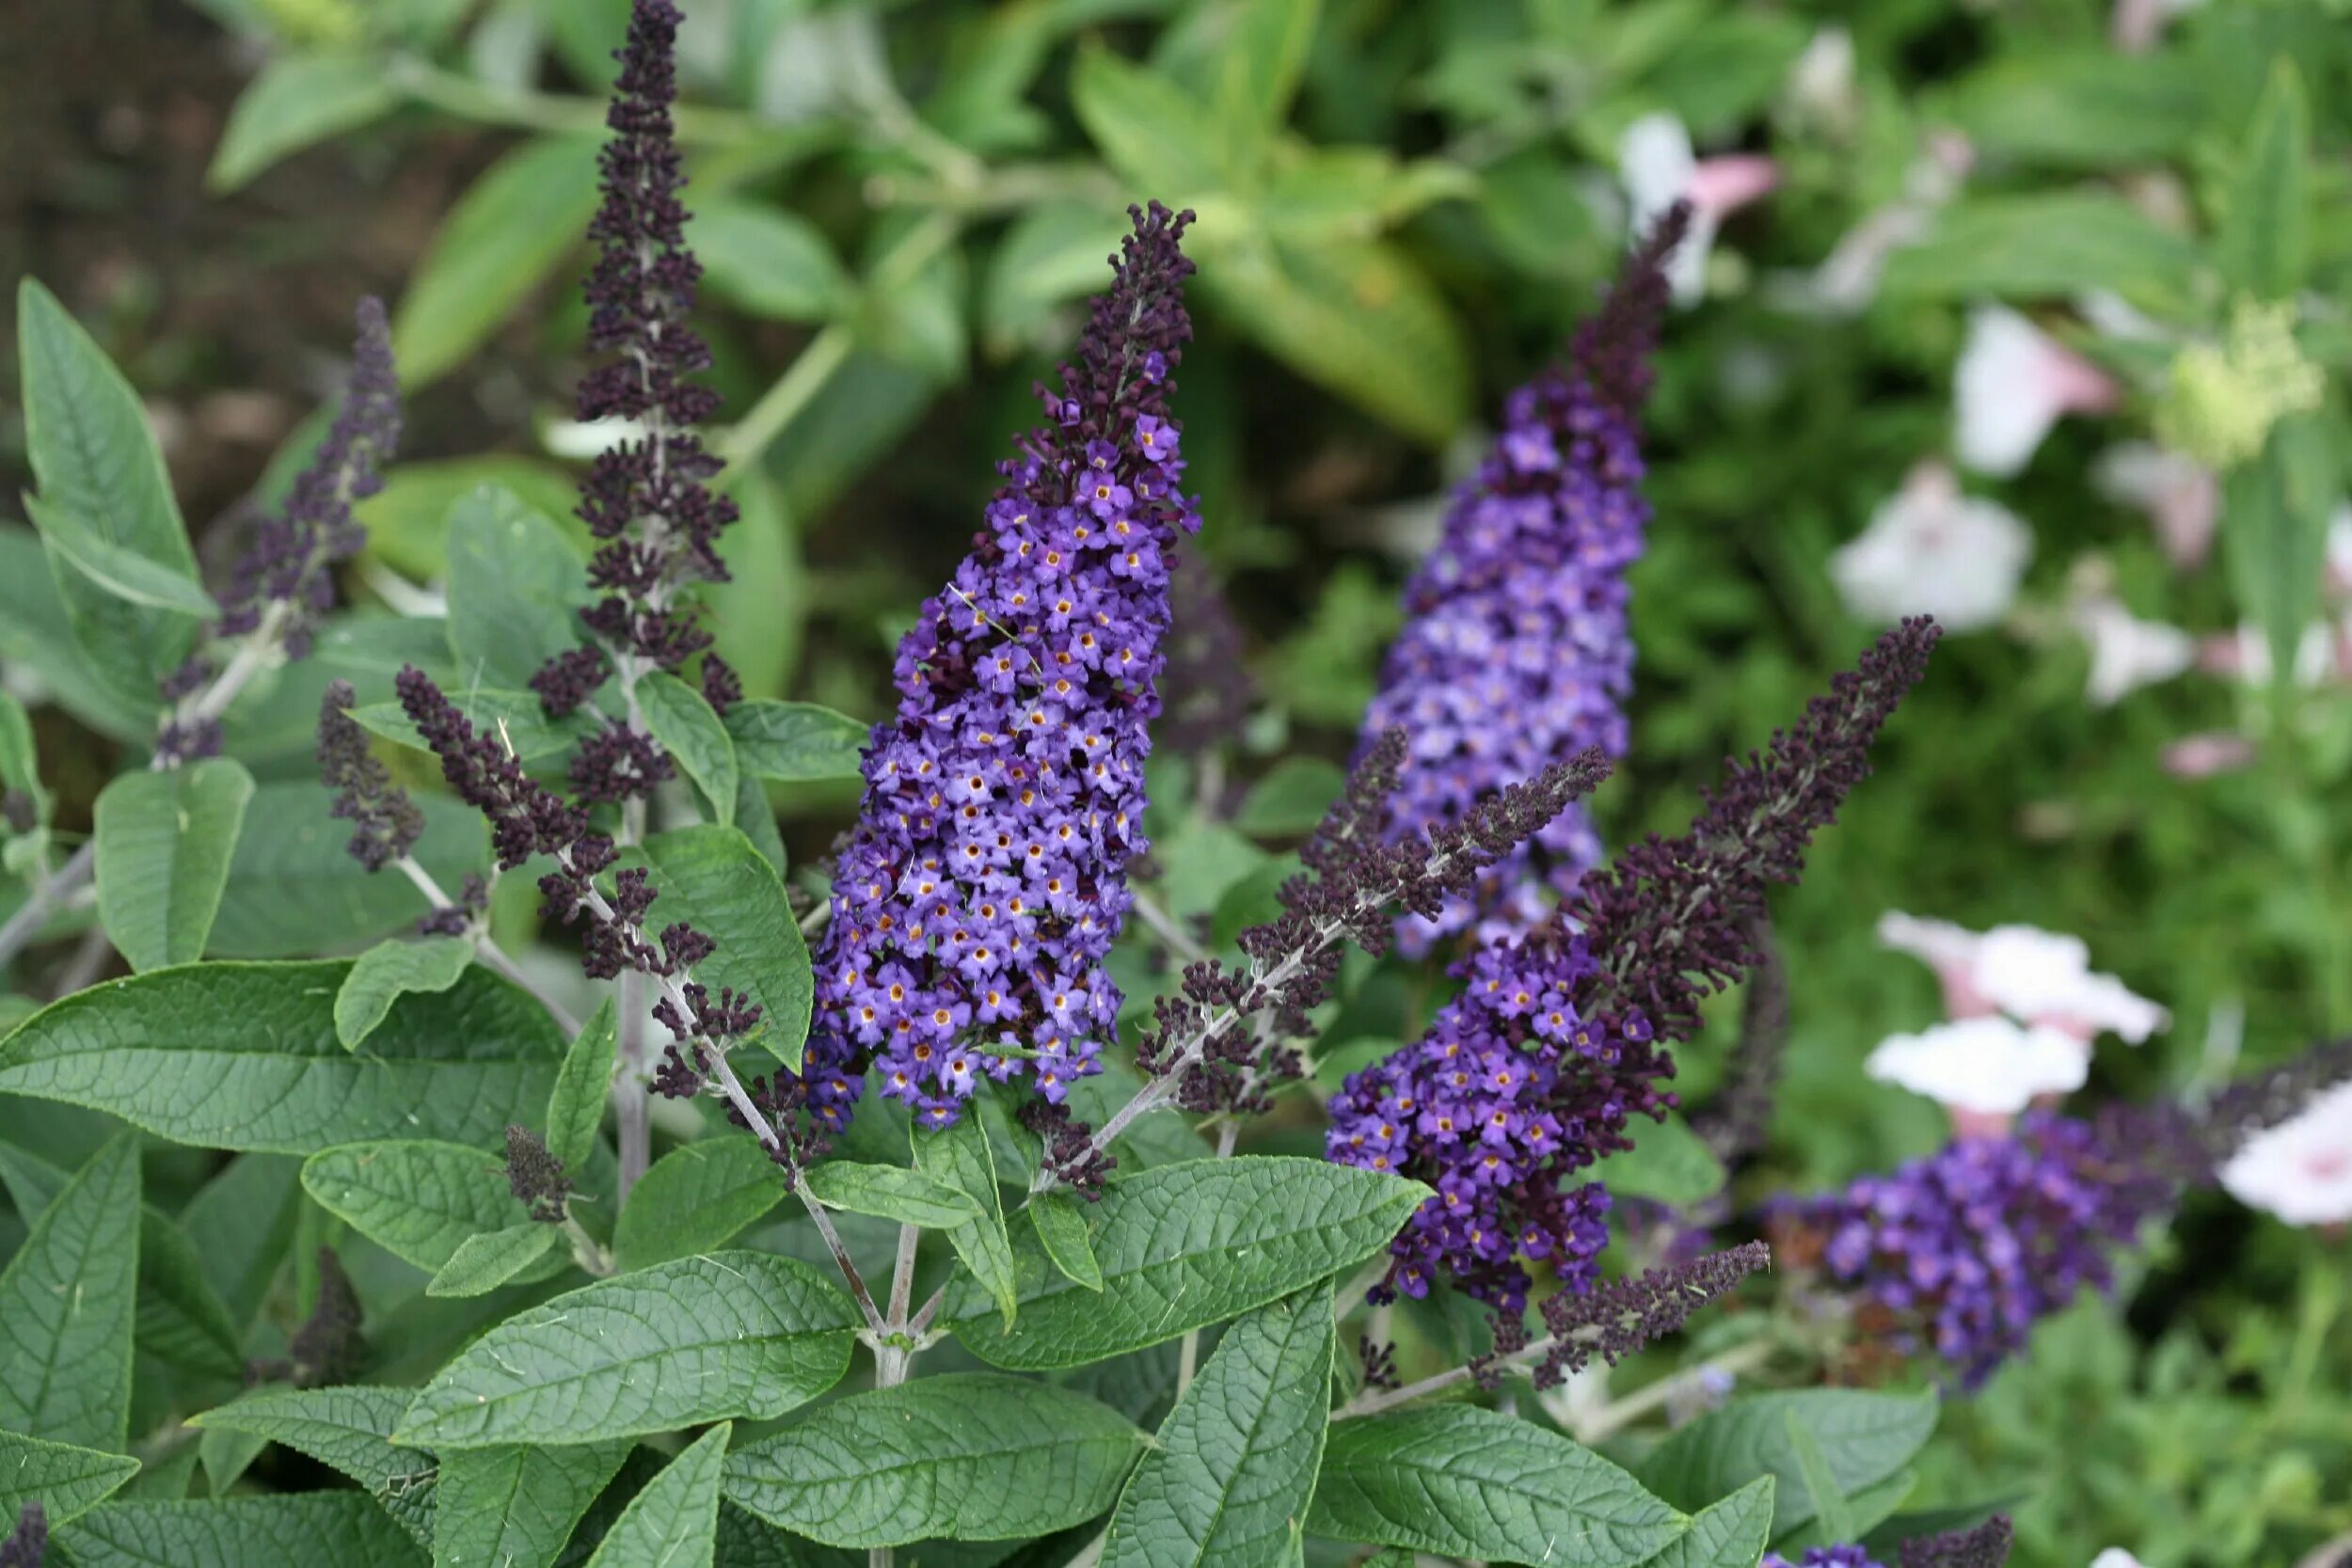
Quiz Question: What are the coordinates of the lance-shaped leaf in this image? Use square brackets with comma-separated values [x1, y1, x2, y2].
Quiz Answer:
[1028, 1191, 1104, 1292]
[335, 935, 476, 1050]
[58, 1493, 423, 1568]
[1637, 1389, 1939, 1540]
[303, 1138, 534, 1274]
[428, 1224, 564, 1298]
[638, 673, 739, 828]
[801, 1161, 980, 1229]
[547, 1000, 616, 1170]
[190, 1385, 438, 1547]
[434, 1441, 632, 1568]
[0, 1132, 140, 1449]
[582, 1422, 730, 1568]
[396, 1252, 856, 1449]
[914, 1110, 1020, 1326]
[1310, 1405, 1688, 1565]
[723, 1374, 1146, 1548]
[723, 700, 868, 783]
[1638, 1477, 1778, 1568]
[443, 483, 590, 690]
[948, 1158, 1428, 1370]
[0, 1429, 140, 1528]
[626, 825, 812, 1070]
[0, 961, 565, 1153]
[209, 782, 486, 958]
[92, 758, 256, 973]
[1102, 1284, 1337, 1568]
[612, 1135, 787, 1273]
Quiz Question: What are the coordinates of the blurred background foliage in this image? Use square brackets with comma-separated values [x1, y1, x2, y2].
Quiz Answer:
[6, 0, 2352, 1561]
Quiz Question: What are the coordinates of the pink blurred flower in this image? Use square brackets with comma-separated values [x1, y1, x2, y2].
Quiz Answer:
[2221, 1081, 2352, 1227]
[1877, 913, 2169, 1044]
[1955, 306, 2120, 477]
[1619, 113, 1778, 304]
[2161, 731, 2256, 778]
[2092, 441, 2217, 569]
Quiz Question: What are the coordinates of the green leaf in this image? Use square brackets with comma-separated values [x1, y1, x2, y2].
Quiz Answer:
[0, 961, 564, 1153]
[707, 467, 805, 704]
[801, 1161, 979, 1229]
[336, 936, 477, 1050]
[1101, 1284, 1336, 1568]
[58, 1493, 425, 1568]
[2218, 60, 2310, 300]
[2225, 411, 2339, 690]
[951, 1158, 1428, 1370]
[0, 528, 150, 740]
[612, 1135, 787, 1272]
[984, 205, 1141, 349]
[444, 484, 590, 690]
[393, 134, 605, 387]
[356, 454, 582, 580]
[692, 200, 850, 321]
[1878, 194, 2199, 306]
[1027, 1190, 1103, 1293]
[1638, 1390, 1939, 1540]
[92, 758, 256, 973]
[0, 1428, 140, 1528]
[20, 494, 218, 619]
[1584, 1115, 1726, 1207]
[1636, 1476, 1776, 1568]
[191, 1385, 438, 1547]
[397, 1251, 856, 1449]
[434, 1441, 632, 1568]
[429, 1223, 564, 1298]
[0, 690, 49, 824]
[1070, 44, 1232, 198]
[721, 1374, 1146, 1548]
[0, 1132, 139, 1449]
[1200, 233, 1468, 445]
[1309, 1405, 1686, 1565]
[628, 825, 812, 1071]
[1943, 50, 2202, 169]
[723, 701, 869, 783]
[547, 1000, 616, 1171]
[1231, 757, 1344, 838]
[17, 277, 201, 703]
[914, 1110, 1021, 1327]
[638, 673, 739, 828]
[347, 687, 596, 765]
[1784, 1410, 1855, 1545]
[1772, 1469, 1915, 1559]
[209, 782, 487, 958]
[303, 1138, 534, 1274]
[583, 1421, 729, 1568]
[179, 1151, 306, 1328]
[1209, 0, 1320, 150]
[210, 51, 401, 191]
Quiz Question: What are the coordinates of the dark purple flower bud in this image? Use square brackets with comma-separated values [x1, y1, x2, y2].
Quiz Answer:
[317, 679, 424, 872]
[1531, 1241, 1769, 1387]
[1358, 206, 1690, 953]
[1573, 618, 1940, 1048]
[699, 654, 741, 715]
[416, 871, 487, 937]
[394, 668, 586, 870]
[1899, 1517, 2013, 1568]
[247, 1245, 365, 1388]
[569, 722, 675, 806]
[503, 1124, 573, 1225]
[807, 202, 1200, 1129]
[1799, 1113, 2170, 1388]
[1692, 919, 1788, 1166]
[215, 297, 401, 653]
[0, 1503, 44, 1568]
[1763, 1549, 1884, 1568]
[531, 646, 611, 719]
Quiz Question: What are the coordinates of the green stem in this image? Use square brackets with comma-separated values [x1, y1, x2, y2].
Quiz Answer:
[389, 55, 779, 146]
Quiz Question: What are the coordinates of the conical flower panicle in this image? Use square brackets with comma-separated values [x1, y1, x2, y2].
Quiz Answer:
[1359, 206, 1690, 954]
[813, 203, 1200, 1129]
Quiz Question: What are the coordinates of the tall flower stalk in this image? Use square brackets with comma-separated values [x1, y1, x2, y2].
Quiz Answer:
[1359, 205, 1689, 954]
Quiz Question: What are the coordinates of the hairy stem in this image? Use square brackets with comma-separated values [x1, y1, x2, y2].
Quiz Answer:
[393, 858, 580, 1034]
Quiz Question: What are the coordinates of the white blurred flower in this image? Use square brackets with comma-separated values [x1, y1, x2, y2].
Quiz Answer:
[2200, 622, 2341, 689]
[1955, 305, 2119, 476]
[1800, 133, 1972, 315]
[2090, 1552, 2150, 1568]
[2220, 1081, 2352, 1227]
[1784, 27, 1857, 133]
[1618, 113, 1778, 305]
[542, 415, 646, 461]
[2092, 441, 2217, 569]
[1878, 913, 2169, 1043]
[1830, 463, 2029, 631]
[2074, 594, 2195, 706]
[1867, 1016, 2090, 1115]
[2327, 505, 2352, 596]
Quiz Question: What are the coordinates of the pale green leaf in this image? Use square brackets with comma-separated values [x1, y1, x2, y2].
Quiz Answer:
[429, 1224, 563, 1298]
[20, 494, 218, 619]
[1070, 44, 1232, 196]
[393, 135, 605, 387]
[627, 825, 812, 1071]
[356, 454, 582, 580]
[303, 1138, 534, 1274]
[337, 936, 477, 1050]
[547, 1000, 616, 1171]
[613, 1135, 787, 1272]
[210, 52, 401, 191]
[801, 1161, 979, 1229]
[1310, 1405, 1686, 1564]
[1638, 1390, 1939, 1539]
[638, 673, 739, 829]
[0, 1428, 141, 1528]
[1636, 1477, 1776, 1568]
[209, 783, 486, 958]
[1585, 1114, 1726, 1208]
[723, 701, 868, 783]
[949, 1158, 1429, 1370]
[0, 1132, 140, 1449]
[1027, 1190, 1102, 1293]
[58, 1493, 425, 1568]
[722, 1374, 1145, 1548]
[582, 1422, 729, 1568]
[93, 758, 255, 973]
[0, 961, 564, 1153]
[444, 483, 589, 690]
[914, 1111, 1020, 1327]
[396, 1251, 856, 1449]
[692, 199, 850, 321]
[346, 688, 596, 764]
[1879, 194, 2199, 306]
[2218, 60, 2310, 300]
[1101, 1284, 1336, 1568]
[0, 527, 151, 740]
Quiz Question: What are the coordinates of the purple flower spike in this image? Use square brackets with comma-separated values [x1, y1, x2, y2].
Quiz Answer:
[1804, 1113, 2170, 1388]
[1360, 205, 1690, 953]
[810, 202, 1200, 1129]
[1764, 1550, 1885, 1568]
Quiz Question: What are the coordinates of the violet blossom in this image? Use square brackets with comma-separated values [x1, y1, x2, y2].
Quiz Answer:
[1359, 207, 1687, 953]
[807, 201, 1200, 1130]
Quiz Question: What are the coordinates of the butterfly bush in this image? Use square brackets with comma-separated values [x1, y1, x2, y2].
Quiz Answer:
[1333, 618, 1941, 1308]
[1361, 205, 1687, 953]
[806, 202, 1200, 1130]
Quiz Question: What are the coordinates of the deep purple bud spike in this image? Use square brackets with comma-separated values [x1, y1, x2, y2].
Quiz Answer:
[1899, 1516, 2014, 1568]
[317, 679, 424, 872]
[0, 1503, 44, 1568]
